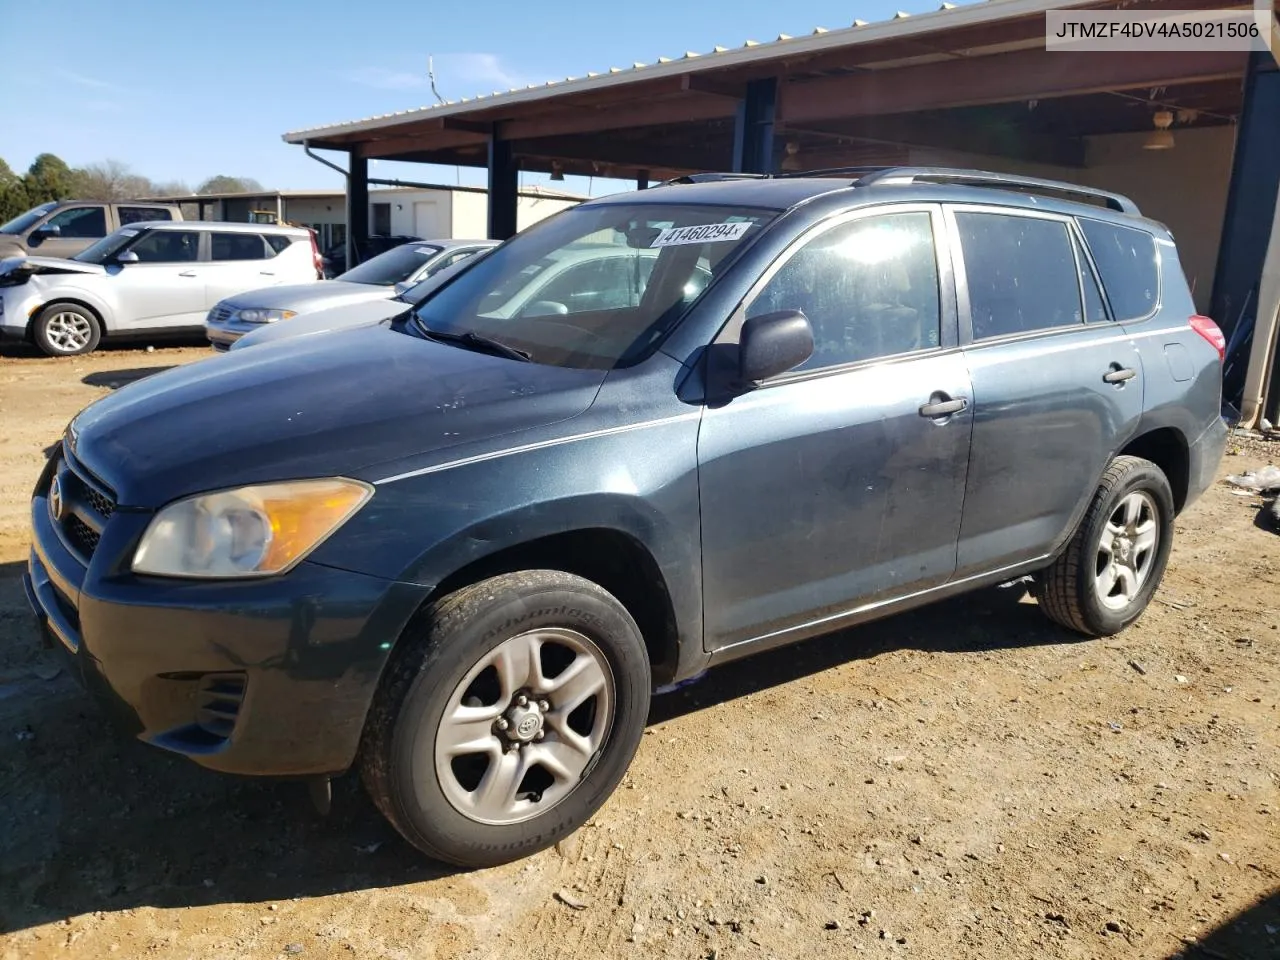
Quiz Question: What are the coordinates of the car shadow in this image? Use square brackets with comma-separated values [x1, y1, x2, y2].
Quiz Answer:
[81, 366, 175, 389]
[1164, 888, 1280, 959]
[1252, 495, 1279, 534]
[0, 563, 1081, 932]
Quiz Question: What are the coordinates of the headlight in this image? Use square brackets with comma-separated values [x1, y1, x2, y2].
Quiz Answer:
[233, 308, 296, 324]
[132, 478, 372, 578]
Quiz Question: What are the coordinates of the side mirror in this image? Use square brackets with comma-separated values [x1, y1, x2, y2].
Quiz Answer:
[116, 250, 139, 263]
[35, 223, 61, 238]
[523, 300, 569, 318]
[738, 309, 814, 383]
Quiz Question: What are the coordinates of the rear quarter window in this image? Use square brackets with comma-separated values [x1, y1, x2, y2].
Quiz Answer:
[265, 235, 294, 255]
[1077, 219, 1159, 321]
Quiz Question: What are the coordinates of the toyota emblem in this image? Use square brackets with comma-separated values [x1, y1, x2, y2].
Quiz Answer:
[49, 476, 64, 522]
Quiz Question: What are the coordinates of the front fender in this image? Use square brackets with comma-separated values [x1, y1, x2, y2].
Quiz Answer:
[30, 277, 115, 330]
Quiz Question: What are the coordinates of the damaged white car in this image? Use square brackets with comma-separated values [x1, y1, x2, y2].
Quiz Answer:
[0, 221, 320, 356]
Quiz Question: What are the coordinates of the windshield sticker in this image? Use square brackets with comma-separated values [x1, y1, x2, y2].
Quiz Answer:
[650, 221, 752, 248]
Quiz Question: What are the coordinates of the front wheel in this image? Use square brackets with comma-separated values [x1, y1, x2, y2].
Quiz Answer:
[1036, 455, 1174, 636]
[360, 570, 651, 867]
[33, 302, 102, 356]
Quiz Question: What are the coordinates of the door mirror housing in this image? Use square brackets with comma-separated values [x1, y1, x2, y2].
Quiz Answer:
[738, 309, 814, 383]
[35, 223, 62, 238]
[116, 250, 139, 263]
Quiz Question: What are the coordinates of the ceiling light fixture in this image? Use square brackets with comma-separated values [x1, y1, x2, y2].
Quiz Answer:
[780, 140, 802, 172]
[1144, 109, 1175, 151]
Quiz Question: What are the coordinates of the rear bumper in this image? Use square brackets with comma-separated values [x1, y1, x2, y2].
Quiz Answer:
[24, 484, 430, 777]
[1184, 415, 1229, 510]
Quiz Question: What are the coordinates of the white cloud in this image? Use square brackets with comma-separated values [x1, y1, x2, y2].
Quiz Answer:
[56, 70, 120, 91]
[346, 53, 533, 97]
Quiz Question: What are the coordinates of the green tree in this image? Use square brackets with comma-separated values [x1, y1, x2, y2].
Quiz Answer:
[0, 157, 28, 223]
[25, 153, 77, 204]
[197, 175, 264, 195]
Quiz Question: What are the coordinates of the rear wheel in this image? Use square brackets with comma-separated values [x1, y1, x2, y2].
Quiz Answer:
[33, 303, 101, 356]
[1035, 455, 1174, 636]
[360, 570, 651, 867]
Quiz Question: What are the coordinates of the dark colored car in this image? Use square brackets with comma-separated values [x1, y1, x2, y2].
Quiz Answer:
[25, 167, 1228, 868]
[321, 235, 421, 278]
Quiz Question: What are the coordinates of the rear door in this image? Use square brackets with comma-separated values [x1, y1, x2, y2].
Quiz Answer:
[697, 205, 974, 650]
[947, 205, 1144, 577]
[204, 231, 280, 306]
[109, 228, 206, 330]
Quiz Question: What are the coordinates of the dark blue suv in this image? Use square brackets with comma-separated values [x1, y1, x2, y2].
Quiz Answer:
[24, 168, 1229, 867]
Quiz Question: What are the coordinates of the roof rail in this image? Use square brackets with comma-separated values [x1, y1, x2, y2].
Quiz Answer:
[773, 165, 895, 180]
[853, 167, 1140, 215]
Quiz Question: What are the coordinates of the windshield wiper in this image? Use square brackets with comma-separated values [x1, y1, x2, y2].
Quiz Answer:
[414, 319, 531, 362]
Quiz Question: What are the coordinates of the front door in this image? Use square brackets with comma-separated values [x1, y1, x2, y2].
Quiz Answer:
[28, 205, 109, 259]
[947, 206, 1145, 577]
[697, 207, 973, 650]
[109, 229, 206, 330]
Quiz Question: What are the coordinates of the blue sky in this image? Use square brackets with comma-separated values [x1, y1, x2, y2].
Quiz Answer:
[1, 0, 957, 197]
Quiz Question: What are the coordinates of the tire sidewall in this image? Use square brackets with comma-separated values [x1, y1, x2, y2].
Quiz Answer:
[1078, 461, 1175, 633]
[387, 579, 651, 866]
[34, 303, 101, 357]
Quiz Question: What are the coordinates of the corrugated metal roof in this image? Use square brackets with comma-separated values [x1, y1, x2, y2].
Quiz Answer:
[283, 0, 1099, 143]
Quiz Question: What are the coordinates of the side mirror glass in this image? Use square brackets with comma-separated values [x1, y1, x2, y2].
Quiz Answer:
[738, 309, 814, 383]
[116, 250, 139, 263]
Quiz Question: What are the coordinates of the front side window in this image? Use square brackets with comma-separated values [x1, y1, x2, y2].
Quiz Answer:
[339, 243, 442, 285]
[747, 211, 941, 371]
[956, 212, 1082, 339]
[129, 230, 200, 263]
[211, 232, 267, 261]
[412, 202, 776, 368]
[45, 206, 107, 239]
[120, 206, 172, 225]
[1078, 218, 1159, 321]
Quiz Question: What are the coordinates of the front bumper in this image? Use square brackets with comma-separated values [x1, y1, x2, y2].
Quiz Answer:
[205, 317, 257, 352]
[24, 457, 430, 776]
[0, 285, 39, 341]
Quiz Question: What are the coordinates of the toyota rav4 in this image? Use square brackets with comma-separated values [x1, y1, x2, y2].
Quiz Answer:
[24, 168, 1228, 868]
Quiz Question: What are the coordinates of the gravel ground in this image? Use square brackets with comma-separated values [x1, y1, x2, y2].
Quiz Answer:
[1, 344, 1277, 960]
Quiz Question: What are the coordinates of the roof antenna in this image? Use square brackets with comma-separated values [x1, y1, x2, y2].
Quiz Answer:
[427, 55, 445, 104]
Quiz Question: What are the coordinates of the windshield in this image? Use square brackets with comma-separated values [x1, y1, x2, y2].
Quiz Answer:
[338, 243, 442, 285]
[412, 203, 775, 368]
[0, 202, 57, 235]
[73, 228, 143, 263]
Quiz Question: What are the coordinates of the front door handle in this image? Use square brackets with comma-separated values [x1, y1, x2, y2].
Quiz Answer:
[259, 271, 275, 276]
[1103, 367, 1137, 384]
[178, 270, 198, 277]
[919, 395, 969, 418]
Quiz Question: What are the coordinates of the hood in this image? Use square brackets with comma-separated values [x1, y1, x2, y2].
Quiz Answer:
[219, 280, 390, 312]
[68, 325, 607, 507]
[231, 297, 407, 350]
[0, 255, 103, 281]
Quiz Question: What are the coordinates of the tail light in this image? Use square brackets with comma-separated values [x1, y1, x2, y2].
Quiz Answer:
[1189, 314, 1225, 361]
[308, 229, 323, 279]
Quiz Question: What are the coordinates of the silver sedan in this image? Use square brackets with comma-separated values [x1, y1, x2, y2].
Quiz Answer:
[205, 238, 495, 351]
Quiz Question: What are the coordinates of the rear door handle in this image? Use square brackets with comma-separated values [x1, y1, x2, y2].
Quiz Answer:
[259, 271, 275, 276]
[919, 395, 969, 418]
[1103, 367, 1137, 384]
[178, 270, 198, 277]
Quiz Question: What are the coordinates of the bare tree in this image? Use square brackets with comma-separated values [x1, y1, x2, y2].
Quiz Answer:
[75, 159, 156, 201]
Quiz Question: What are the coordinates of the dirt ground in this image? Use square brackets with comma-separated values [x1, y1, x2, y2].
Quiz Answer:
[1, 343, 1277, 960]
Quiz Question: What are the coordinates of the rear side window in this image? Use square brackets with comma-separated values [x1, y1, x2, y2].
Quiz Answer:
[211, 232, 267, 260]
[265, 235, 293, 255]
[956, 212, 1081, 339]
[1078, 219, 1159, 320]
[119, 206, 172, 225]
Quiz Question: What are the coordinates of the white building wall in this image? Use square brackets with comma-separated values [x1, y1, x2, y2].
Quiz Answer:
[908, 123, 1235, 314]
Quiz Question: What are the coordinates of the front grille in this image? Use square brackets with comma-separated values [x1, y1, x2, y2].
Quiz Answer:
[66, 515, 100, 556]
[208, 305, 233, 325]
[83, 485, 115, 520]
[195, 673, 247, 741]
[51, 448, 118, 563]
